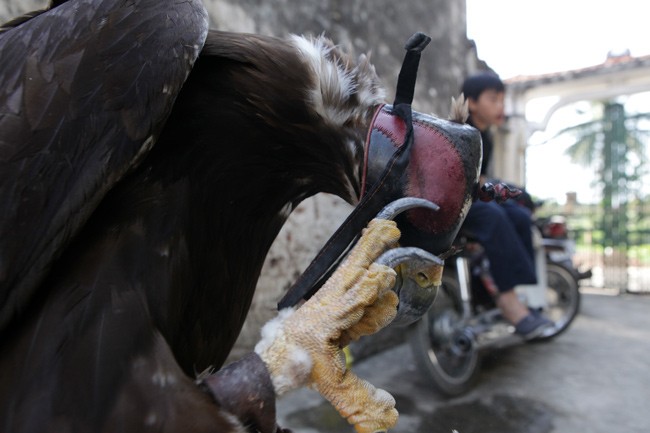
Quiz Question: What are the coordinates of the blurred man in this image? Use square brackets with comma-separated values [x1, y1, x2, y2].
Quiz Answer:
[461, 72, 553, 339]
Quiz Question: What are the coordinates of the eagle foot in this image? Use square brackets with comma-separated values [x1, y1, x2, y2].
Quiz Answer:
[255, 218, 401, 432]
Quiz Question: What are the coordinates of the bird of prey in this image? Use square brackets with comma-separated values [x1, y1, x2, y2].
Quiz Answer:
[0, 1, 482, 431]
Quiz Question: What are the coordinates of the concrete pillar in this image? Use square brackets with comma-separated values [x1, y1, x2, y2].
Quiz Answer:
[492, 87, 529, 185]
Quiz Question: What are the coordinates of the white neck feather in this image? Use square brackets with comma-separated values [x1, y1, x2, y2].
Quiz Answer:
[290, 34, 386, 128]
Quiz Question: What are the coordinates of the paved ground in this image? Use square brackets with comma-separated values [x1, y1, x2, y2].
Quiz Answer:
[277, 290, 650, 433]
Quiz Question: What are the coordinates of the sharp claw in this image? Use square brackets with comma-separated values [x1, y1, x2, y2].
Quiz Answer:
[375, 197, 439, 220]
[375, 246, 443, 268]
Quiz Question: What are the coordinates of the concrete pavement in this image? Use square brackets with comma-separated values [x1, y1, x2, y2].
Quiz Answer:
[276, 291, 650, 433]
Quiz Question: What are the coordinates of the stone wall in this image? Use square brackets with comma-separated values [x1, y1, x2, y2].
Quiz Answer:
[1, 0, 482, 361]
[0, 0, 45, 19]
[204, 0, 474, 117]
[1, 0, 478, 116]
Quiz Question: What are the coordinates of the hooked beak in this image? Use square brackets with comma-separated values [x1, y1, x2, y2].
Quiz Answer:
[279, 197, 445, 326]
[376, 245, 443, 327]
[373, 198, 444, 326]
[279, 34, 481, 312]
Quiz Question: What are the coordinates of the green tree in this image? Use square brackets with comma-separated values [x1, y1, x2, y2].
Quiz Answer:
[551, 100, 650, 249]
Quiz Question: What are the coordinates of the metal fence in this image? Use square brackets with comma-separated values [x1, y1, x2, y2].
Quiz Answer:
[537, 199, 650, 293]
[524, 99, 650, 293]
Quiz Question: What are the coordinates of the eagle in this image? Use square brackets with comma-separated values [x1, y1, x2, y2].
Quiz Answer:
[0, 1, 482, 432]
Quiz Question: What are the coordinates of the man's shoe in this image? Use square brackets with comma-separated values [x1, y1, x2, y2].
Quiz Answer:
[515, 313, 555, 340]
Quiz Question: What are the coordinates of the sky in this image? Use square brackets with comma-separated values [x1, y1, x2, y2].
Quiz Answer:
[465, 0, 650, 203]
[466, 0, 650, 80]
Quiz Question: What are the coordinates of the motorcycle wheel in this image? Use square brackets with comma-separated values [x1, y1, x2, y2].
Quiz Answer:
[408, 271, 481, 397]
[537, 262, 581, 341]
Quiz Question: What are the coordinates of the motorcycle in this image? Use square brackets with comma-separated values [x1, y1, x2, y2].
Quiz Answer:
[535, 214, 592, 282]
[407, 201, 591, 396]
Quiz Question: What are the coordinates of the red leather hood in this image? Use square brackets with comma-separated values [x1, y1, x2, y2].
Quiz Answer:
[362, 104, 482, 254]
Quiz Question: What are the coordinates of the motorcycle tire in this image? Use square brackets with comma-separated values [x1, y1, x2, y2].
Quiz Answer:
[536, 262, 581, 341]
[408, 271, 482, 397]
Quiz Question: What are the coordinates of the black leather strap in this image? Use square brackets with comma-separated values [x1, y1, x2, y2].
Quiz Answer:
[277, 33, 430, 309]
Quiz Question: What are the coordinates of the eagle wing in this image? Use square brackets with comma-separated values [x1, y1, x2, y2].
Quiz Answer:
[0, 0, 208, 331]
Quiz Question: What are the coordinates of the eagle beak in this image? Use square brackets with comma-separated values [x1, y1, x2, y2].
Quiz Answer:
[278, 197, 444, 318]
[376, 246, 443, 327]
[374, 198, 444, 326]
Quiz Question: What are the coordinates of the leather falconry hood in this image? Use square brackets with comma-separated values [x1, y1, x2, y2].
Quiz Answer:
[278, 33, 482, 310]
